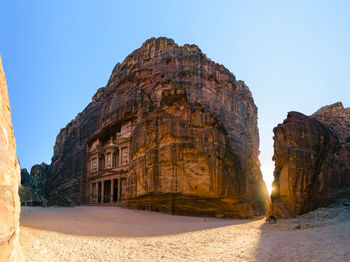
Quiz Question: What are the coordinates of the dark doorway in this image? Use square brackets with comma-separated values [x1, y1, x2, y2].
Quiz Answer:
[104, 180, 111, 203]
[113, 179, 118, 202]
[98, 182, 101, 203]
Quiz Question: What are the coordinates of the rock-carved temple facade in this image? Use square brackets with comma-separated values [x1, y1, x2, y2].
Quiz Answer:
[87, 120, 134, 204]
[31, 38, 270, 217]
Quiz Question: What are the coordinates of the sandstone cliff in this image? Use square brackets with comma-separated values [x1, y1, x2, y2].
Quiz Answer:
[270, 102, 350, 218]
[33, 37, 269, 217]
[0, 57, 23, 261]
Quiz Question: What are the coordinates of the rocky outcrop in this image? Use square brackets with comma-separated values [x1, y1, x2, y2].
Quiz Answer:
[271, 102, 350, 218]
[20, 164, 49, 205]
[0, 57, 23, 261]
[34, 37, 269, 217]
[312, 102, 350, 144]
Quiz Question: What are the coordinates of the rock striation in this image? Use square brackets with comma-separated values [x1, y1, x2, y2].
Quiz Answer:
[32, 37, 269, 217]
[0, 57, 23, 261]
[270, 102, 350, 218]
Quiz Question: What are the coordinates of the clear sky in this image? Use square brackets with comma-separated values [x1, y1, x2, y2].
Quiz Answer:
[1, 1, 349, 193]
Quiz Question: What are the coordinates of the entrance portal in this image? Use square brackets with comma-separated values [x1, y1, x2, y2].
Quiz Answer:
[113, 179, 118, 202]
[104, 180, 111, 203]
[98, 182, 101, 203]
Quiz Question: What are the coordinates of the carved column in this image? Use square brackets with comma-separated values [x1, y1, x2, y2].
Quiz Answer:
[118, 178, 121, 201]
[119, 148, 122, 166]
[89, 183, 92, 203]
[110, 179, 114, 203]
[95, 183, 98, 203]
[101, 180, 104, 203]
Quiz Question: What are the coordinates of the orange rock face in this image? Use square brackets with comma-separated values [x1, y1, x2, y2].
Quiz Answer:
[271, 103, 350, 218]
[32, 37, 269, 217]
[0, 57, 23, 261]
[127, 87, 262, 217]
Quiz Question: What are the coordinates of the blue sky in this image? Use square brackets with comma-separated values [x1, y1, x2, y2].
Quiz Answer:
[1, 1, 349, 192]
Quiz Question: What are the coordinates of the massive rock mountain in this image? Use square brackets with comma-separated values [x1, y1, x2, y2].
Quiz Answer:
[270, 102, 350, 218]
[34, 37, 269, 217]
[0, 57, 23, 261]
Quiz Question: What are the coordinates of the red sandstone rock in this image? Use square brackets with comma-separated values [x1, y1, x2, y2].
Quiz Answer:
[270, 103, 350, 218]
[0, 57, 23, 261]
[31, 37, 269, 217]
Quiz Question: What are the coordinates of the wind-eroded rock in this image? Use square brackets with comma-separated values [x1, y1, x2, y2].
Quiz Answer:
[0, 57, 23, 261]
[32, 37, 269, 217]
[271, 103, 350, 218]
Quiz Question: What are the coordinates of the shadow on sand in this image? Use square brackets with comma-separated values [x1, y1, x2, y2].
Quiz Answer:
[253, 217, 350, 262]
[20, 206, 257, 238]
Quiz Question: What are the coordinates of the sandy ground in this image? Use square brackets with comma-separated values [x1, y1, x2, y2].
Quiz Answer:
[20, 206, 350, 262]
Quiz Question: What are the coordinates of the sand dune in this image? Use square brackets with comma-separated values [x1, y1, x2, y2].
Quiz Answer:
[20, 206, 350, 262]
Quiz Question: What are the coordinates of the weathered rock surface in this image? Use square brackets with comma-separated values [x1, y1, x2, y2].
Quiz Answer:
[0, 57, 23, 261]
[33, 37, 269, 217]
[20, 164, 49, 205]
[270, 102, 350, 218]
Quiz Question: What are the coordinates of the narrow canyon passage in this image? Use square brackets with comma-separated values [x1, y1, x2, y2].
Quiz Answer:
[20, 206, 350, 262]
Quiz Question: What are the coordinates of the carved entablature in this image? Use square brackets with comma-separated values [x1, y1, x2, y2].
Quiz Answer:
[86, 120, 136, 204]
[86, 120, 135, 177]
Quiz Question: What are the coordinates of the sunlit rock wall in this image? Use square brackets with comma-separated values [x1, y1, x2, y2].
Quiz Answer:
[0, 57, 23, 261]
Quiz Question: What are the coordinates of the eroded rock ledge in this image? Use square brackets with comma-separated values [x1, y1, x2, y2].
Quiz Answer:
[30, 37, 269, 218]
[270, 102, 350, 218]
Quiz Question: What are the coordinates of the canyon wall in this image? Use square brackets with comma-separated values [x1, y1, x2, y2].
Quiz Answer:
[0, 57, 23, 261]
[32, 37, 269, 217]
[270, 102, 350, 218]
